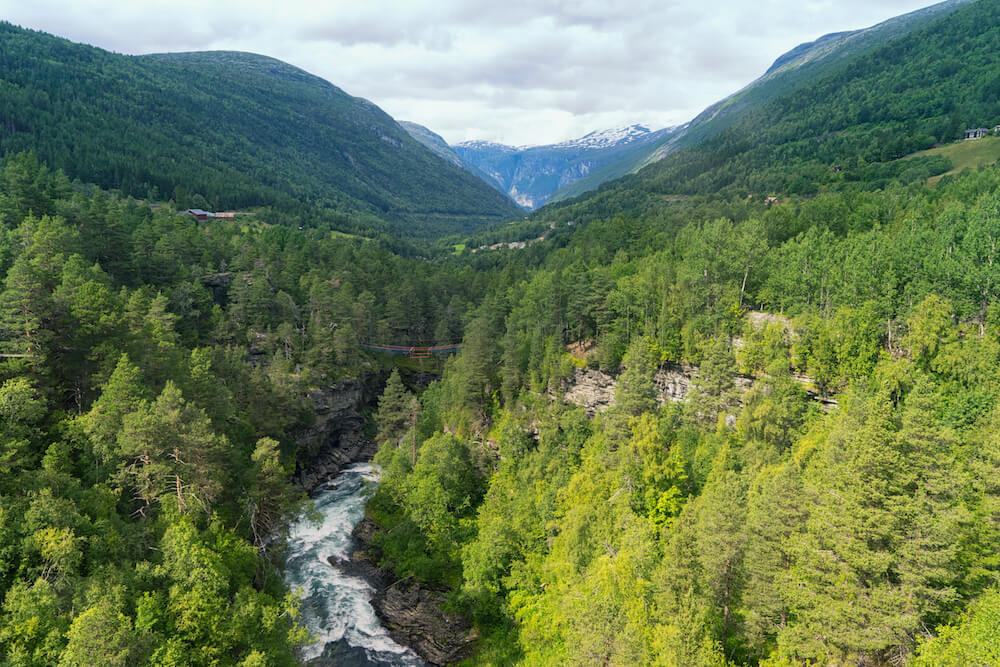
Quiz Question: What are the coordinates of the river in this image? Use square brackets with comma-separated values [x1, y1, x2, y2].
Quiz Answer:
[284, 463, 424, 666]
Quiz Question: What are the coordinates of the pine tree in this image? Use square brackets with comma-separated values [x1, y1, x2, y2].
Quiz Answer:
[117, 382, 228, 516]
[82, 353, 149, 466]
[694, 447, 748, 657]
[376, 369, 415, 448]
[247, 437, 305, 548]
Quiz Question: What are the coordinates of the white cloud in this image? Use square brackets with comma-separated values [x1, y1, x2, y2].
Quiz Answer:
[0, 0, 943, 145]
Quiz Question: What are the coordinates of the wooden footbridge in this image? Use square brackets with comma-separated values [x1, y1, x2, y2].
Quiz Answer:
[360, 343, 461, 359]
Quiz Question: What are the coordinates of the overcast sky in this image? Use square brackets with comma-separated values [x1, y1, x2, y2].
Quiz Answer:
[1, 0, 942, 146]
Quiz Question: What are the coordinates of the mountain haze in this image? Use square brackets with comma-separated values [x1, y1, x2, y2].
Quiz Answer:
[397, 121, 465, 169]
[398, 121, 512, 200]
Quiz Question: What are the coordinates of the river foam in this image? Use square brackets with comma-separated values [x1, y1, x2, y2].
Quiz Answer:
[284, 463, 423, 666]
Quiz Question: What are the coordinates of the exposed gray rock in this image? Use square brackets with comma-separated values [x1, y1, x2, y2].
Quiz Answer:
[564, 362, 827, 415]
[200, 272, 234, 303]
[346, 518, 477, 666]
[746, 310, 792, 331]
[293, 378, 381, 493]
[563, 364, 698, 415]
[374, 578, 475, 666]
[564, 367, 616, 415]
[654, 363, 696, 403]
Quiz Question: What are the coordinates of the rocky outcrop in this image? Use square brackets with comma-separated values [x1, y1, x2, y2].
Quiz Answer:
[200, 272, 234, 303]
[564, 367, 617, 415]
[343, 518, 477, 666]
[373, 578, 475, 666]
[654, 362, 697, 403]
[563, 363, 819, 415]
[564, 363, 700, 415]
[293, 378, 381, 493]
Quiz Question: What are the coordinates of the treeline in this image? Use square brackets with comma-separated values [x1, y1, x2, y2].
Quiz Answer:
[366, 160, 1000, 664]
[0, 150, 502, 664]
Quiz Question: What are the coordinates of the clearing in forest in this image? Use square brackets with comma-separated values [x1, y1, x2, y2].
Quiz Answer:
[906, 135, 1000, 186]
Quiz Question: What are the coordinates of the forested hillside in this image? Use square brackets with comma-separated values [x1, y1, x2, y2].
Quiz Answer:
[356, 2, 1000, 665]
[368, 141, 1000, 667]
[0, 151, 512, 664]
[4, 1, 1000, 665]
[0, 24, 521, 238]
[569, 0, 1000, 206]
[550, 0, 974, 203]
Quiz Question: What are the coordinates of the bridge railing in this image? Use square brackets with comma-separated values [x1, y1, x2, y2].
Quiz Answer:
[360, 343, 461, 358]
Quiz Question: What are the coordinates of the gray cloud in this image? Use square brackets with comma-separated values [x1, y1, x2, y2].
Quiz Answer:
[0, 0, 941, 145]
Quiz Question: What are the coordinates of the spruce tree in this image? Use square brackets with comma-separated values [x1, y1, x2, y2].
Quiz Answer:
[686, 337, 739, 427]
[741, 460, 806, 659]
[779, 390, 906, 663]
[896, 377, 963, 634]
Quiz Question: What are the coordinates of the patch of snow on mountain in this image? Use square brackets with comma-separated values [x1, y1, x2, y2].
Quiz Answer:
[551, 124, 654, 150]
[455, 140, 517, 152]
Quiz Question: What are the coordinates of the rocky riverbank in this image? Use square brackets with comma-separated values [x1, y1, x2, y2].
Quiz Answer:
[293, 370, 440, 493]
[331, 518, 477, 666]
[291, 370, 475, 664]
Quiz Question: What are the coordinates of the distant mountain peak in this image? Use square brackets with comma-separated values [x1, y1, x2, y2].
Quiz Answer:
[551, 124, 657, 150]
[450, 123, 678, 209]
[455, 139, 518, 152]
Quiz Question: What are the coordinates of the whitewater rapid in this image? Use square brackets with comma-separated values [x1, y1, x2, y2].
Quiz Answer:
[284, 463, 424, 666]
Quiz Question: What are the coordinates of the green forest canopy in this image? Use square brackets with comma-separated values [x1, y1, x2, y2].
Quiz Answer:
[3, 0, 1000, 664]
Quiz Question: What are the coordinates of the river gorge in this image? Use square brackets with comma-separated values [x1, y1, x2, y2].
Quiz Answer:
[284, 463, 425, 666]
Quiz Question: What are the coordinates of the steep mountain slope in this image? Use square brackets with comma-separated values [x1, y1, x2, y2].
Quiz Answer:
[399, 121, 510, 199]
[549, 0, 975, 203]
[451, 124, 678, 209]
[0, 23, 521, 237]
[621, 0, 999, 199]
[398, 121, 465, 168]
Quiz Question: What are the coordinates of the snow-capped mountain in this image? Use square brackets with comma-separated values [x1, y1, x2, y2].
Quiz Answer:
[455, 139, 519, 152]
[449, 124, 678, 210]
[550, 124, 656, 150]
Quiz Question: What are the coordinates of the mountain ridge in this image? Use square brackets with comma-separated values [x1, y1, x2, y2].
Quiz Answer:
[0, 24, 522, 237]
[548, 0, 976, 203]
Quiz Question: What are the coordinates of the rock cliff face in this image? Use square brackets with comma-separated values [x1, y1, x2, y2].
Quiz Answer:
[564, 368, 617, 415]
[564, 363, 703, 416]
[564, 363, 798, 415]
[293, 377, 382, 493]
[654, 362, 702, 403]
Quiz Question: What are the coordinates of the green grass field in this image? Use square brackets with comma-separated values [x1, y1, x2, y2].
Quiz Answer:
[907, 135, 1000, 185]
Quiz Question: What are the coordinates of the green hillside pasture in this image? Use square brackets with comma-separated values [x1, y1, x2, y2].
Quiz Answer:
[907, 136, 1000, 186]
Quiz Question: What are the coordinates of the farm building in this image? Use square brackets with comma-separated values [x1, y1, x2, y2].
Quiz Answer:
[182, 209, 215, 221]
